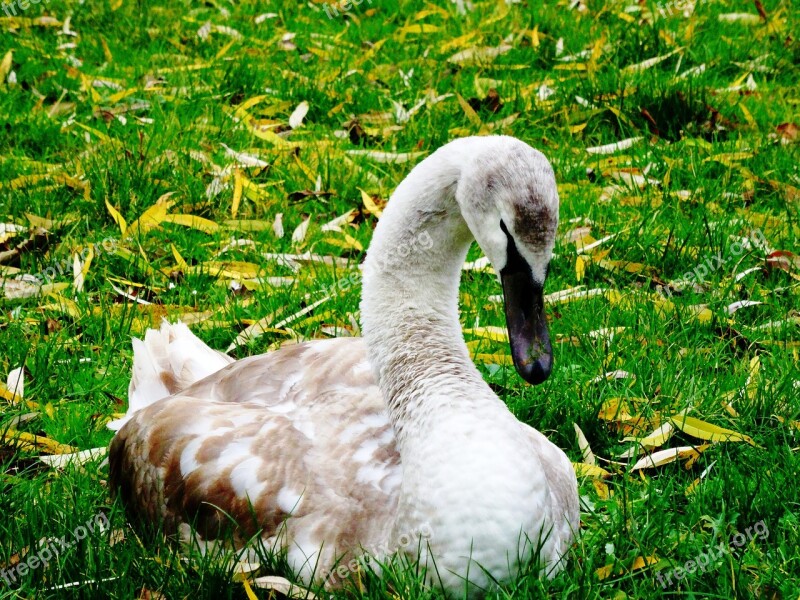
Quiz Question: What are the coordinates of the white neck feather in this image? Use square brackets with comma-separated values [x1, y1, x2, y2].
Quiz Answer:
[359, 138, 570, 593]
[360, 138, 507, 447]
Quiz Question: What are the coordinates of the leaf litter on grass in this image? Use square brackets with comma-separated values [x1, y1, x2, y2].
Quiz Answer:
[0, 0, 798, 596]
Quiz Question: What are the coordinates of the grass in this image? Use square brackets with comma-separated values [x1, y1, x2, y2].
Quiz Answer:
[0, 0, 799, 597]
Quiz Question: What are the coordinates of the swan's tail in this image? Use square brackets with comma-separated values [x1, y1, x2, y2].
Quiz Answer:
[107, 320, 235, 432]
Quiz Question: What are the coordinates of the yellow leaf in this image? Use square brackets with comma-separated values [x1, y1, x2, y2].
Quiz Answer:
[595, 563, 614, 580]
[669, 415, 756, 445]
[235, 95, 269, 116]
[0, 50, 12, 83]
[631, 445, 708, 470]
[595, 555, 657, 581]
[626, 421, 674, 449]
[2, 430, 77, 455]
[398, 23, 441, 35]
[323, 234, 364, 252]
[576, 255, 586, 281]
[439, 31, 477, 53]
[529, 26, 540, 48]
[622, 48, 682, 74]
[553, 63, 587, 71]
[705, 151, 755, 166]
[105, 200, 127, 236]
[359, 188, 383, 217]
[127, 194, 175, 238]
[293, 154, 317, 185]
[631, 555, 659, 571]
[593, 479, 610, 499]
[99, 36, 113, 62]
[223, 219, 273, 232]
[597, 398, 635, 422]
[413, 6, 449, 19]
[456, 94, 482, 127]
[572, 462, 611, 479]
[739, 103, 756, 126]
[250, 126, 293, 146]
[171, 244, 189, 270]
[232, 169, 243, 218]
[189, 261, 262, 279]
[596, 258, 650, 274]
[463, 326, 508, 343]
[39, 295, 83, 319]
[242, 578, 259, 600]
[687, 304, 713, 323]
[0, 382, 21, 403]
[162, 214, 220, 234]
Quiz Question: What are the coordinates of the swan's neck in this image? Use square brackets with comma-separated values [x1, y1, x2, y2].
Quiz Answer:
[360, 142, 504, 448]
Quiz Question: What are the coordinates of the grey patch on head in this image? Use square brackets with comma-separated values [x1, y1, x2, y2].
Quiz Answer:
[514, 186, 558, 249]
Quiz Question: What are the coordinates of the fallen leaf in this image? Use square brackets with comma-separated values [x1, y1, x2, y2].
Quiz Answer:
[574, 423, 596, 465]
[586, 137, 643, 155]
[251, 575, 316, 599]
[288, 101, 310, 129]
[631, 445, 709, 471]
[669, 415, 755, 445]
[39, 447, 107, 469]
[572, 462, 611, 478]
[2, 430, 77, 455]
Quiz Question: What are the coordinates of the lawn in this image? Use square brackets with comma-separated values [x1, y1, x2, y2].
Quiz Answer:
[0, 0, 799, 598]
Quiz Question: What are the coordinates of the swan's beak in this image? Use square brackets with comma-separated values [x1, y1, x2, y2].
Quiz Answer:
[500, 265, 552, 385]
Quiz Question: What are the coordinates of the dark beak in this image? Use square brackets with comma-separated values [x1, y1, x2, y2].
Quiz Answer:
[500, 224, 552, 385]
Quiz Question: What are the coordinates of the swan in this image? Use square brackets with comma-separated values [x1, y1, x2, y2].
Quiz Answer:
[108, 135, 579, 597]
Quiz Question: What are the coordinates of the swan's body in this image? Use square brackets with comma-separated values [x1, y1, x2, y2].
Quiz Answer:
[109, 136, 579, 596]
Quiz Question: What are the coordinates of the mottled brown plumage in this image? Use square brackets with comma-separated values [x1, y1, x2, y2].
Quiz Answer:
[111, 337, 402, 581]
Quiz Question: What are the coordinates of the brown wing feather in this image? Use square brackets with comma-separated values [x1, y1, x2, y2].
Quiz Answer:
[110, 338, 401, 581]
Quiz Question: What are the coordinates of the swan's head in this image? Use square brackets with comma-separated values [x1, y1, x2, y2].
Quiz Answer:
[456, 139, 559, 385]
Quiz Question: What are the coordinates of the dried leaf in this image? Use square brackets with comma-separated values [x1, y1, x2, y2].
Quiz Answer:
[6, 367, 24, 400]
[346, 149, 425, 164]
[288, 100, 310, 129]
[586, 137, 643, 155]
[572, 462, 611, 479]
[669, 415, 755, 445]
[359, 188, 384, 217]
[39, 447, 107, 469]
[162, 214, 220, 234]
[2, 430, 78, 455]
[105, 200, 127, 236]
[251, 575, 316, 599]
[574, 423, 596, 465]
[631, 445, 708, 471]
